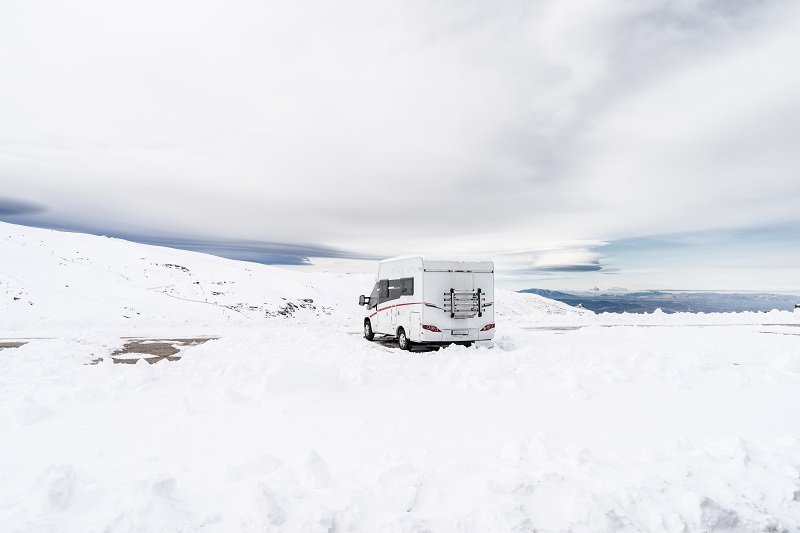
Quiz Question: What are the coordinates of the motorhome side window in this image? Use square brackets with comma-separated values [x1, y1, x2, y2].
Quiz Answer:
[378, 277, 414, 305]
[378, 280, 389, 301]
[399, 277, 414, 295]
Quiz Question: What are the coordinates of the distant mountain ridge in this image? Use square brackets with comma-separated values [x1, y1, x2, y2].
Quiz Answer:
[519, 288, 799, 313]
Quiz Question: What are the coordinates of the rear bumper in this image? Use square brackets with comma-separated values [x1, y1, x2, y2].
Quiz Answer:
[418, 328, 495, 343]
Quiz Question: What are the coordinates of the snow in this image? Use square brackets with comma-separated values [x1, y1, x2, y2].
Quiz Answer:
[2, 221, 800, 531]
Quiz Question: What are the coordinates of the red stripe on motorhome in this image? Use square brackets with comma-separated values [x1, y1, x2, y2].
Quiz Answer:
[369, 302, 431, 318]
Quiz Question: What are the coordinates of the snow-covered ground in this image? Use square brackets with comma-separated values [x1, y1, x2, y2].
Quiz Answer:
[2, 222, 800, 532]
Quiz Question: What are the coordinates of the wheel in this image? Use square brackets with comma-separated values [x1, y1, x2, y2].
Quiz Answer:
[397, 327, 410, 350]
[364, 319, 374, 341]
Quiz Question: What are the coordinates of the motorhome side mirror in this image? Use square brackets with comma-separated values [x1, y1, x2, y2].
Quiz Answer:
[359, 295, 367, 306]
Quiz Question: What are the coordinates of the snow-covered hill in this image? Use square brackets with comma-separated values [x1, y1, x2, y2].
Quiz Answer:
[2, 222, 800, 532]
[0, 222, 585, 334]
[0, 222, 367, 333]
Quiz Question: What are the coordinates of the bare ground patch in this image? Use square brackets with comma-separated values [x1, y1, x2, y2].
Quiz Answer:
[0, 341, 28, 350]
[91, 337, 217, 365]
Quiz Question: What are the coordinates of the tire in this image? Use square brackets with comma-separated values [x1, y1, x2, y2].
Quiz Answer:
[364, 319, 374, 341]
[397, 327, 410, 350]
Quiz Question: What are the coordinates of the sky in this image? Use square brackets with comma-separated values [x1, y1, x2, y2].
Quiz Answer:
[1, 0, 799, 292]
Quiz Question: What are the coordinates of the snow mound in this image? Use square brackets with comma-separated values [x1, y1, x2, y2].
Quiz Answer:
[495, 288, 590, 323]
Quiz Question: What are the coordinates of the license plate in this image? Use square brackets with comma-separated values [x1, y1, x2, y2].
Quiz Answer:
[452, 329, 469, 336]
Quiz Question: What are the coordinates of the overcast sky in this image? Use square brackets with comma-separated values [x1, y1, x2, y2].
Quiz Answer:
[1, 0, 799, 291]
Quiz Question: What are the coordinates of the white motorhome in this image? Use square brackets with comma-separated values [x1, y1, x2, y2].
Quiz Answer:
[358, 256, 495, 349]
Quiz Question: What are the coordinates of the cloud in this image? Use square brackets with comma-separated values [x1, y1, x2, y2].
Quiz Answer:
[0, 197, 46, 217]
[491, 244, 607, 283]
[1, 0, 798, 262]
[533, 264, 603, 273]
[530, 248, 604, 272]
[131, 236, 380, 265]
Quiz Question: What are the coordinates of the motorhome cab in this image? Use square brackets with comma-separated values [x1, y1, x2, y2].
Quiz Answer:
[358, 256, 495, 349]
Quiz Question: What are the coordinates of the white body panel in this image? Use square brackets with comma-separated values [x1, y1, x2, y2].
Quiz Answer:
[363, 256, 495, 345]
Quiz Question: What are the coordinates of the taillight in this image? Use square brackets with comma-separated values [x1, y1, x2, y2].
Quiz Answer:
[422, 324, 441, 332]
[480, 323, 495, 331]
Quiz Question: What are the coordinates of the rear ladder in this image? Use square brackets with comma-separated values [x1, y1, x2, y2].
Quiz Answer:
[444, 288, 483, 318]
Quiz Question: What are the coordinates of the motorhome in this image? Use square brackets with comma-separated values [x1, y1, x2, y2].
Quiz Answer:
[358, 256, 495, 349]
